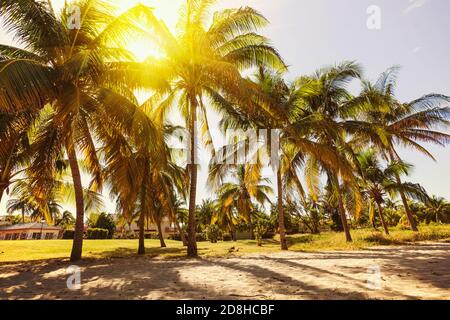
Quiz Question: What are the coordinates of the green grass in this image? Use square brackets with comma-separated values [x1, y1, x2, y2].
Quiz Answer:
[0, 225, 449, 263]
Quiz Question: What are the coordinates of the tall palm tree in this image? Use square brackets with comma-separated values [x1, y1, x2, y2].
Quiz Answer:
[0, 0, 167, 261]
[141, 0, 286, 257]
[348, 67, 450, 231]
[357, 149, 428, 235]
[288, 62, 365, 242]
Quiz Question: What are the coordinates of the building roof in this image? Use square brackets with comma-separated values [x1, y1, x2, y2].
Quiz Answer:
[0, 223, 62, 231]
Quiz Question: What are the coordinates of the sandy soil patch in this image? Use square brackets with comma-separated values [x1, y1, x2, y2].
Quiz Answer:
[1, 243, 449, 300]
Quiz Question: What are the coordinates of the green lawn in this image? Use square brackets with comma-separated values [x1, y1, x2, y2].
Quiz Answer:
[1, 225, 449, 263]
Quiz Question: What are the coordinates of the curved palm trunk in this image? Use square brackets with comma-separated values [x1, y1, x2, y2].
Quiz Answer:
[375, 201, 390, 235]
[156, 217, 167, 248]
[66, 140, 85, 262]
[187, 95, 198, 257]
[277, 168, 288, 250]
[138, 211, 145, 255]
[333, 174, 353, 243]
[388, 150, 418, 232]
[0, 183, 8, 204]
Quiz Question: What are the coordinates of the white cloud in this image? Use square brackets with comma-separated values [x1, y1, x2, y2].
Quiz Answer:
[412, 46, 422, 53]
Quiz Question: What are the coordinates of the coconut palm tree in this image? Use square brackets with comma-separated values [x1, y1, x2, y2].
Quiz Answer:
[425, 196, 450, 224]
[357, 149, 428, 235]
[6, 197, 34, 223]
[0, 110, 34, 203]
[140, 0, 286, 257]
[0, 0, 167, 261]
[288, 62, 366, 242]
[347, 66, 450, 231]
[209, 163, 272, 238]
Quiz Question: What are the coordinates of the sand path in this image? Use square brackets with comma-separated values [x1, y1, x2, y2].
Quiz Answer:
[1, 242, 449, 300]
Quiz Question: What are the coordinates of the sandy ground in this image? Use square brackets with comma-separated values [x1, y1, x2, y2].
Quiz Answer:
[1, 242, 449, 300]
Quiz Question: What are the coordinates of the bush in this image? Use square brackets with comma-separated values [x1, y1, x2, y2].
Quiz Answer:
[168, 233, 182, 241]
[86, 228, 109, 240]
[92, 213, 116, 239]
[205, 225, 220, 243]
[62, 230, 75, 239]
[262, 231, 275, 239]
[145, 232, 160, 239]
[196, 233, 207, 242]
[222, 234, 232, 242]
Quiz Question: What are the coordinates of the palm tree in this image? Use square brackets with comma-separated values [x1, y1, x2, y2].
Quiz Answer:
[287, 62, 365, 242]
[0, 0, 167, 261]
[141, 0, 286, 257]
[210, 164, 272, 238]
[357, 149, 428, 235]
[6, 197, 34, 223]
[348, 67, 450, 231]
[425, 196, 450, 224]
[56, 211, 75, 228]
[196, 199, 216, 232]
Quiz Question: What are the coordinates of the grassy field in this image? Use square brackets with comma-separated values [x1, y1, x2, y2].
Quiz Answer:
[1, 225, 449, 263]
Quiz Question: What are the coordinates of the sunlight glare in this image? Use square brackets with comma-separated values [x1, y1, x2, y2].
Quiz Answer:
[51, 0, 182, 61]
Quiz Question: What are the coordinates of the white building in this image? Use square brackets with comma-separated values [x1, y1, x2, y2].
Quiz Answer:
[0, 223, 62, 240]
[119, 217, 177, 239]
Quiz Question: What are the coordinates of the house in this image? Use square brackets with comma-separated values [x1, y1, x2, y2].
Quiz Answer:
[118, 217, 177, 239]
[0, 223, 63, 240]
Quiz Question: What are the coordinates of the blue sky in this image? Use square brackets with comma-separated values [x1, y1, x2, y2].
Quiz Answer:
[0, 0, 448, 215]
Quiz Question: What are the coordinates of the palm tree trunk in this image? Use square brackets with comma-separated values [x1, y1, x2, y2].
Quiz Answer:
[375, 201, 390, 235]
[0, 184, 6, 204]
[22, 207, 25, 224]
[249, 215, 255, 240]
[187, 95, 198, 257]
[277, 168, 288, 250]
[333, 174, 353, 242]
[156, 217, 167, 248]
[388, 150, 418, 232]
[176, 222, 188, 246]
[138, 211, 145, 255]
[231, 223, 237, 241]
[66, 139, 85, 262]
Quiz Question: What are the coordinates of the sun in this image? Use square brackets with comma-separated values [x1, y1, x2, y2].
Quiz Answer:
[51, 0, 182, 61]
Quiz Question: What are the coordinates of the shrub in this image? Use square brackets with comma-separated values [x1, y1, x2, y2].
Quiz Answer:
[262, 231, 275, 239]
[86, 228, 109, 240]
[196, 233, 207, 242]
[62, 230, 75, 239]
[222, 234, 232, 242]
[168, 233, 182, 241]
[92, 213, 116, 239]
[205, 225, 220, 243]
[145, 232, 159, 239]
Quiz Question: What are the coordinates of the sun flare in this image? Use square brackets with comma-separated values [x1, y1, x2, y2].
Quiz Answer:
[51, 0, 182, 61]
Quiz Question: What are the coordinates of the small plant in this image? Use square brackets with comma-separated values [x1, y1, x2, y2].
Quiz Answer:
[205, 225, 220, 243]
[254, 221, 270, 247]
